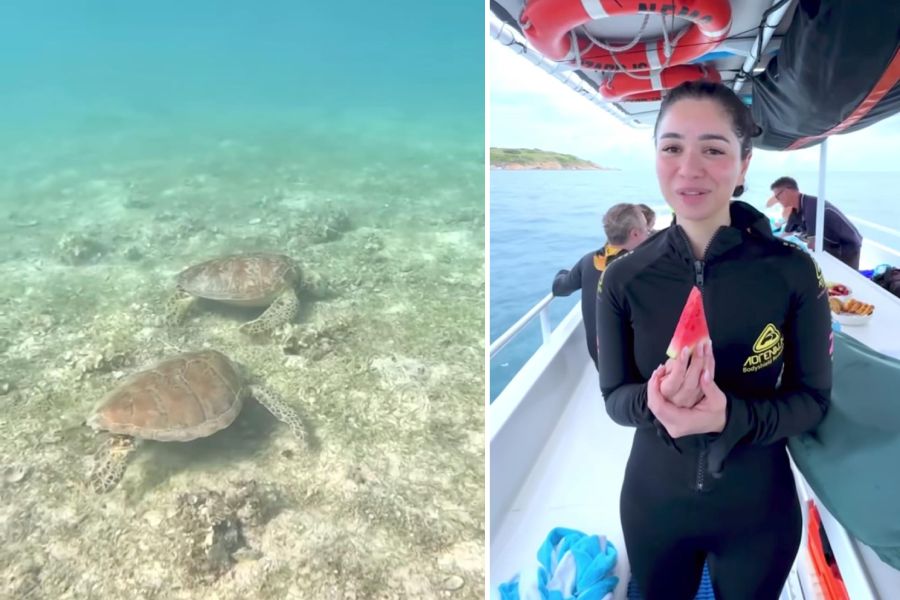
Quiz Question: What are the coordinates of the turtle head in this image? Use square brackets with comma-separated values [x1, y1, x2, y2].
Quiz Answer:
[88, 435, 137, 493]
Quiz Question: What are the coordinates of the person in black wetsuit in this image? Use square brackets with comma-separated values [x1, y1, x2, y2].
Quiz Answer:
[766, 176, 863, 270]
[596, 81, 832, 600]
[552, 203, 650, 368]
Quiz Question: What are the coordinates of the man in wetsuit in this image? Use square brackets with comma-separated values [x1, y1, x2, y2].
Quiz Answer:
[551, 203, 650, 368]
[767, 176, 863, 269]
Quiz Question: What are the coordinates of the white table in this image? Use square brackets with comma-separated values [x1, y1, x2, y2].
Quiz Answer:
[815, 252, 900, 360]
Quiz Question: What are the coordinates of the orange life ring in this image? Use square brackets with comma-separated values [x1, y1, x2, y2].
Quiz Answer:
[520, 0, 732, 72]
[598, 64, 722, 101]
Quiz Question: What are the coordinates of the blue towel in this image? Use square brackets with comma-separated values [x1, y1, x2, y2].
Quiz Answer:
[499, 527, 619, 600]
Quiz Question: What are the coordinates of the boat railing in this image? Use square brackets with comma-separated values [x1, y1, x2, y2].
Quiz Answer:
[489, 292, 555, 358]
[490, 226, 900, 379]
[846, 215, 900, 259]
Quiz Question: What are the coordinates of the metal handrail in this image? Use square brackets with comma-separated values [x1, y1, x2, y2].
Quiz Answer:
[489, 293, 555, 358]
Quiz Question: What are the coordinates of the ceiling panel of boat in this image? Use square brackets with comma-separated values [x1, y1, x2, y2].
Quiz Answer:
[490, 0, 795, 126]
[491, 1, 900, 148]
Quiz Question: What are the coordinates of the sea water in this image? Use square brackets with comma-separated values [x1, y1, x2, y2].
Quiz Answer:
[490, 169, 900, 400]
[0, 3, 484, 598]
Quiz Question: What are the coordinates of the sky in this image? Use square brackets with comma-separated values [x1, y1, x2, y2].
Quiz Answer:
[489, 41, 900, 173]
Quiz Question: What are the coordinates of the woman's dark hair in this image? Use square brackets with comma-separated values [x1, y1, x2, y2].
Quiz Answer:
[653, 80, 762, 197]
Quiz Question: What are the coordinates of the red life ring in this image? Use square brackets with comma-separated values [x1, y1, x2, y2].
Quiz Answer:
[598, 64, 722, 101]
[520, 0, 732, 72]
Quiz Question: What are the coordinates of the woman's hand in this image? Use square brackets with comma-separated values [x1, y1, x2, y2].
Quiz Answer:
[659, 342, 710, 408]
[648, 360, 728, 439]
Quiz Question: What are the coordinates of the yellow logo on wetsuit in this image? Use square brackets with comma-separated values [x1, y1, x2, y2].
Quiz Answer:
[743, 323, 784, 373]
[813, 259, 826, 292]
[595, 245, 624, 295]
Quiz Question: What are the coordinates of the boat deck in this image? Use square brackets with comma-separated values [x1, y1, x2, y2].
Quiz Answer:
[490, 346, 825, 599]
[490, 250, 900, 599]
[490, 358, 633, 599]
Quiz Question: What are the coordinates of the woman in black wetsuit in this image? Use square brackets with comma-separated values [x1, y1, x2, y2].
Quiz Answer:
[595, 81, 832, 599]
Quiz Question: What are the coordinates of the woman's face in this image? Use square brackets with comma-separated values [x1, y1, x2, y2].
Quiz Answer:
[654, 98, 750, 223]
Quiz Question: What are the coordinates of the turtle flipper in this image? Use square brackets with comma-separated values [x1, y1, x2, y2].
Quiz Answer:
[239, 289, 299, 336]
[163, 287, 196, 326]
[89, 435, 136, 493]
[249, 384, 307, 444]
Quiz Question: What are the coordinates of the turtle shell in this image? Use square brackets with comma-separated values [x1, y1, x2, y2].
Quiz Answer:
[87, 350, 245, 442]
[175, 253, 298, 306]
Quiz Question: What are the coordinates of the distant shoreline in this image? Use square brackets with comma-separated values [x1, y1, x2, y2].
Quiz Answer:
[490, 164, 620, 171]
[490, 147, 617, 171]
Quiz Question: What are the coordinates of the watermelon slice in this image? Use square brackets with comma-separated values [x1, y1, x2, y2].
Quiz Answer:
[666, 286, 710, 359]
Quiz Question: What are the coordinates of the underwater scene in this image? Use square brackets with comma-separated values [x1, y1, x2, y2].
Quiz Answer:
[0, 3, 484, 598]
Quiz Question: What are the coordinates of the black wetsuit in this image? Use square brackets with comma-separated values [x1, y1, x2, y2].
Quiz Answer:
[596, 201, 832, 600]
[552, 244, 626, 368]
[784, 194, 862, 269]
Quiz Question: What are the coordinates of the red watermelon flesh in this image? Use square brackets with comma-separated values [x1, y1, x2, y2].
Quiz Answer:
[666, 286, 710, 359]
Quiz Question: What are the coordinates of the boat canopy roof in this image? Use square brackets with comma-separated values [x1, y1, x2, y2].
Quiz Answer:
[490, 0, 900, 150]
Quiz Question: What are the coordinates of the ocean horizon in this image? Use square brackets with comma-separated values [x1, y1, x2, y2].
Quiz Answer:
[490, 169, 900, 401]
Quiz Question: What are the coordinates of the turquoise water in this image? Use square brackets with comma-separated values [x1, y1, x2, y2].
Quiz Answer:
[0, 2, 482, 128]
[1, 4, 484, 599]
[490, 169, 900, 400]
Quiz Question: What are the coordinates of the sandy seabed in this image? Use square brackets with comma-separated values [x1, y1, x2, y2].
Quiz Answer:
[0, 125, 485, 599]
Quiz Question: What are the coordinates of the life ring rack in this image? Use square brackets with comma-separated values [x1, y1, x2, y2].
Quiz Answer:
[519, 0, 733, 73]
[599, 63, 722, 102]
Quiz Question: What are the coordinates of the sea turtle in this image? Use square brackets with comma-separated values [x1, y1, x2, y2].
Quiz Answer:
[164, 253, 300, 336]
[86, 349, 306, 493]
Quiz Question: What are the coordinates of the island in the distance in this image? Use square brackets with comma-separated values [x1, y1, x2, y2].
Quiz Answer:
[490, 147, 617, 170]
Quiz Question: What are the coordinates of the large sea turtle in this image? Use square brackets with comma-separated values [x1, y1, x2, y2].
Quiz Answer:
[86, 349, 306, 493]
[164, 253, 300, 335]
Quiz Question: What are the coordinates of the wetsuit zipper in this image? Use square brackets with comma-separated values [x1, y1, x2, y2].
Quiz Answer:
[676, 225, 720, 289]
[694, 243, 710, 493]
[680, 226, 721, 492]
[696, 447, 709, 491]
[695, 256, 708, 491]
